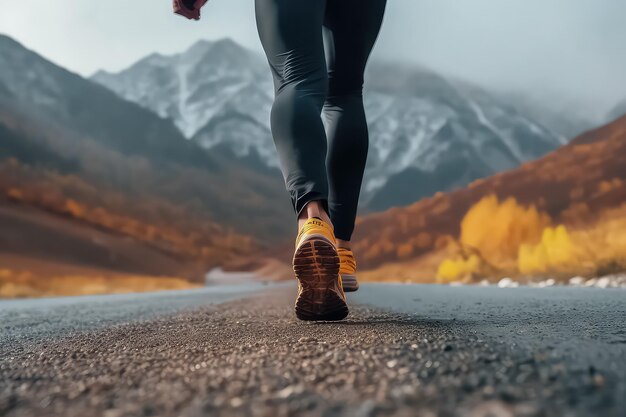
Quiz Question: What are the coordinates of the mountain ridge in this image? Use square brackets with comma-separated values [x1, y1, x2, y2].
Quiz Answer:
[92, 38, 573, 212]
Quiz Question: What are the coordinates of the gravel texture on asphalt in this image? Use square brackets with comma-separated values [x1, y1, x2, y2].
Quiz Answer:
[1, 286, 624, 417]
[0, 284, 268, 342]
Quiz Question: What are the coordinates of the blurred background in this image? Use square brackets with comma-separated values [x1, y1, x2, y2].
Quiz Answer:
[1, 0, 625, 297]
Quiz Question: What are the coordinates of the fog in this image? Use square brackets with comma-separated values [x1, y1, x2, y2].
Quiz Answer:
[1, 0, 624, 119]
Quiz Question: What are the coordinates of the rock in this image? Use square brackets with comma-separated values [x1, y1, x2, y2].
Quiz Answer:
[386, 360, 398, 368]
[569, 276, 585, 286]
[596, 277, 611, 288]
[498, 278, 519, 288]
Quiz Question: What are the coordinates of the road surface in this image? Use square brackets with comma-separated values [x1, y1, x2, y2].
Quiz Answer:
[1, 283, 625, 417]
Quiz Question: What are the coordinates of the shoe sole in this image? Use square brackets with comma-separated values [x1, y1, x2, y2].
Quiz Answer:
[293, 238, 348, 321]
[341, 274, 359, 292]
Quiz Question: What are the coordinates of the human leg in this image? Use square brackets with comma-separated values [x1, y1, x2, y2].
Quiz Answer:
[323, 0, 387, 242]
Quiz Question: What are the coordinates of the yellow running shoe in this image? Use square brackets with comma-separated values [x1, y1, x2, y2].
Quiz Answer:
[293, 217, 348, 321]
[338, 247, 359, 292]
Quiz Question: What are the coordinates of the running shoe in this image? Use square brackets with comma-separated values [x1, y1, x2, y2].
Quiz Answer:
[293, 217, 348, 321]
[338, 247, 359, 292]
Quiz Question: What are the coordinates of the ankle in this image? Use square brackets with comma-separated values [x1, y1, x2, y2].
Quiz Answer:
[298, 200, 332, 228]
[337, 239, 351, 250]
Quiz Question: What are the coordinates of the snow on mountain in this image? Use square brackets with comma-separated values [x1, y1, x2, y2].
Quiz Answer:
[92, 39, 271, 137]
[92, 39, 567, 211]
[360, 63, 565, 208]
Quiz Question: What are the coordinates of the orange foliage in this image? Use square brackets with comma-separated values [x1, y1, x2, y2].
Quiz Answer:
[415, 232, 431, 248]
[517, 209, 626, 277]
[597, 178, 623, 195]
[518, 225, 581, 275]
[0, 159, 255, 269]
[396, 243, 413, 259]
[459, 195, 551, 263]
[437, 254, 483, 283]
[437, 197, 626, 281]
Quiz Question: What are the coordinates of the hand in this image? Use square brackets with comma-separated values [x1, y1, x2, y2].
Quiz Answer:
[173, 0, 208, 21]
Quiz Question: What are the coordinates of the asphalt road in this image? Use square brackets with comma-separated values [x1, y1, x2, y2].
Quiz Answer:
[1, 284, 625, 417]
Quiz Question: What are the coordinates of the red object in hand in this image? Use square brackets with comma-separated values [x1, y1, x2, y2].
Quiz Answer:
[173, 0, 208, 21]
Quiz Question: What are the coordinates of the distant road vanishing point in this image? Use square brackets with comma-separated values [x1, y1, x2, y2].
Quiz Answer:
[1, 283, 625, 417]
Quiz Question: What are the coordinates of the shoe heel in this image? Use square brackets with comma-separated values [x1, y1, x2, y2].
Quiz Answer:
[293, 239, 348, 321]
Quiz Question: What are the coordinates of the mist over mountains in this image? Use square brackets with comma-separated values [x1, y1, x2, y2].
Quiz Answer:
[609, 100, 626, 122]
[92, 38, 587, 211]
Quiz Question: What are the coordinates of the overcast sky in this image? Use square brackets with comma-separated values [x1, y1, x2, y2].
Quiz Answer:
[1, 0, 624, 120]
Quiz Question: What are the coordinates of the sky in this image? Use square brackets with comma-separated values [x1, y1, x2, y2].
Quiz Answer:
[1, 0, 625, 120]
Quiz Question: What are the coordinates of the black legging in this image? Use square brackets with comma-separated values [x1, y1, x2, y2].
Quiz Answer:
[255, 0, 386, 241]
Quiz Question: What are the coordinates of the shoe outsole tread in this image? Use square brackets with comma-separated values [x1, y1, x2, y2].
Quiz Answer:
[293, 239, 348, 321]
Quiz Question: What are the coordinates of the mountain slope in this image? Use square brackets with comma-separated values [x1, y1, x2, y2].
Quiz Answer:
[352, 114, 626, 273]
[0, 34, 293, 275]
[92, 40, 569, 212]
[0, 36, 207, 166]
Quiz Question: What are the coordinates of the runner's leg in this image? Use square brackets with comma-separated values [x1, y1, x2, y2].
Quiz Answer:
[255, 0, 330, 218]
[323, 0, 387, 241]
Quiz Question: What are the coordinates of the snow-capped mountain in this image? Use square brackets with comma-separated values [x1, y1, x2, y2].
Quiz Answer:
[92, 39, 272, 136]
[361, 63, 567, 208]
[92, 39, 568, 211]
